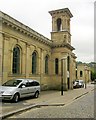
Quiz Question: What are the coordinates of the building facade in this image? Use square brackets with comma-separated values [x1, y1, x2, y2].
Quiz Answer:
[76, 63, 91, 83]
[0, 8, 77, 90]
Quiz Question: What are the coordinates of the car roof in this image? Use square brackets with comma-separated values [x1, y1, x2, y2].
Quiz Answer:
[15, 78, 39, 82]
[76, 79, 83, 81]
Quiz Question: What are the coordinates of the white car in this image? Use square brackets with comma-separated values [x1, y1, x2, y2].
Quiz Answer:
[0, 79, 40, 102]
[73, 80, 84, 88]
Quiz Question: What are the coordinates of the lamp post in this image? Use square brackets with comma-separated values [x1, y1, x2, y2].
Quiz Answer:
[61, 57, 67, 95]
[85, 66, 87, 89]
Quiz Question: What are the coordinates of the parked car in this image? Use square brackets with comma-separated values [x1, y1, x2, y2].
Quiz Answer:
[91, 79, 96, 84]
[0, 79, 40, 102]
[73, 80, 84, 88]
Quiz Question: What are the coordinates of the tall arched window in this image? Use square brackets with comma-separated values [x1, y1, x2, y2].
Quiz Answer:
[55, 58, 59, 74]
[67, 56, 70, 71]
[32, 52, 37, 74]
[80, 71, 83, 77]
[12, 46, 20, 74]
[45, 55, 48, 74]
[57, 18, 62, 31]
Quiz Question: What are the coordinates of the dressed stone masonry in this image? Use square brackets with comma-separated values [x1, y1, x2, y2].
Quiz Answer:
[0, 8, 77, 90]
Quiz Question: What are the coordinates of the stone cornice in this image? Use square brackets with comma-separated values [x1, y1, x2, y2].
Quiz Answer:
[0, 11, 52, 46]
[49, 8, 73, 18]
[51, 29, 71, 36]
[0, 11, 75, 52]
[52, 43, 75, 51]
[72, 53, 77, 59]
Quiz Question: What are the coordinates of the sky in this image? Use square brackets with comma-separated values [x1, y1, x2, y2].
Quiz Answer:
[0, 0, 95, 63]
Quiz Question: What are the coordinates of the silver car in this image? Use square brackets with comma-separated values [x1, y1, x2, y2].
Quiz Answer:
[0, 79, 40, 102]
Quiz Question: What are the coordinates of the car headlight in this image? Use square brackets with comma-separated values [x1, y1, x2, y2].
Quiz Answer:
[3, 91, 13, 95]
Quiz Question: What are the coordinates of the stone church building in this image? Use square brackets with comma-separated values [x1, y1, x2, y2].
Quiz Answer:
[0, 8, 77, 90]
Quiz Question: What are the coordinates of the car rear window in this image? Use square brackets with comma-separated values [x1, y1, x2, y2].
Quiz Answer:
[26, 81, 40, 87]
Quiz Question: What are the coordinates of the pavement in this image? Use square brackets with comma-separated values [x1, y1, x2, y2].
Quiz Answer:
[0, 82, 95, 119]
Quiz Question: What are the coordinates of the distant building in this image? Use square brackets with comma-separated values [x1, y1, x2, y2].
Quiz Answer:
[0, 8, 76, 90]
[76, 63, 91, 82]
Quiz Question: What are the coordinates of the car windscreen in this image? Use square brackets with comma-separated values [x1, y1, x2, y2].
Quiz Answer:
[2, 80, 22, 87]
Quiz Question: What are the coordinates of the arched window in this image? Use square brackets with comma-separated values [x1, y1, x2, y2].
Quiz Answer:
[67, 56, 70, 71]
[45, 55, 48, 74]
[55, 58, 59, 74]
[12, 46, 20, 74]
[57, 18, 62, 31]
[32, 52, 37, 74]
[80, 71, 83, 77]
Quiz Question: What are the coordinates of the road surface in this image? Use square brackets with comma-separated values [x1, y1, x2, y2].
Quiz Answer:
[7, 90, 95, 119]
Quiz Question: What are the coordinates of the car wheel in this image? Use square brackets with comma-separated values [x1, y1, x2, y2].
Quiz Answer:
[34, 91, 39, 98]
[13, 93, 19, 102]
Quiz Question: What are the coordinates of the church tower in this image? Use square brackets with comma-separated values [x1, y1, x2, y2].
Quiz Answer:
[49, 8, 73, 45]
[49, 8, 76, 91]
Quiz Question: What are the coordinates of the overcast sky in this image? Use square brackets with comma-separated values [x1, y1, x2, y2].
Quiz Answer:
[0, 0, 95, 63]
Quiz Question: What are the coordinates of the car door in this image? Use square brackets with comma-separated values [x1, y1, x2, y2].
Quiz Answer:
[19, 81, 31, 98]
[28, 81, 36, 96]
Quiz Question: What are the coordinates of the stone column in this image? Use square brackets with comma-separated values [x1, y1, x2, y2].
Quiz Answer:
[0, 33, 3, 84]
[69, 57, 73, 89]
[63, 57, 67, 90]
[38, 49, 41, 76]
[89, 70, 91, 82]
[2, 36, 10, 83]
[25, 43, 30, 78]
[40, 49, 44, 90]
